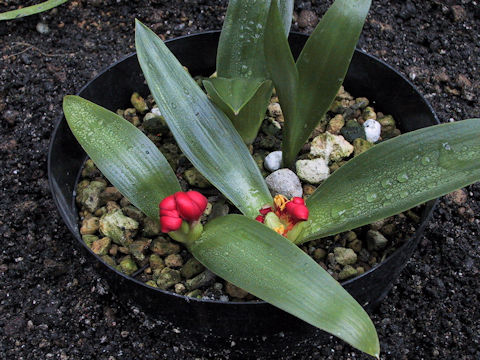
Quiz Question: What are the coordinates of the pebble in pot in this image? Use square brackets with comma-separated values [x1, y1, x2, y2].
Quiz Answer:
[296, 158, 330, 184]
[363, 119, 381, 143]
[265, 169, 303, 198]
[264, 151, 283, 172]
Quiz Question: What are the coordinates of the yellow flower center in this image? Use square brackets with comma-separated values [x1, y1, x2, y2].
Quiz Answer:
[273, 224, 285, 235]
[273, 194, 288, 212]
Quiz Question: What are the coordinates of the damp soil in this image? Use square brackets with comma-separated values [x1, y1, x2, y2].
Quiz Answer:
[1, 0, 479, 359]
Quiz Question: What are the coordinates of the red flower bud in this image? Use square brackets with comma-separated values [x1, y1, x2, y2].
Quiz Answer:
[174, 191, 207, 221]
[186, 190, 208, 213]
[159, 194, 176, 211]
[160, 209, 180, 218]
[159, 191, 208, 233]
[160, 215, 183, 233]
[255, 215, 265, 223]
[290, 197, 305, 205]
[285, 201, 309, 221]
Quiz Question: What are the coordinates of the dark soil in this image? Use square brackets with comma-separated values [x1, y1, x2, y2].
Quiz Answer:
[1, 0, 479, 359]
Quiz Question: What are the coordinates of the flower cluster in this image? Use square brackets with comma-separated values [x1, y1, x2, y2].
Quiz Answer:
[256, 195, 309, 236]
[159, 191, 208, 233]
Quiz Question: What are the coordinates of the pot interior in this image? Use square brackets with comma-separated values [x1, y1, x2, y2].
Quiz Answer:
[48, 31, 438, 337]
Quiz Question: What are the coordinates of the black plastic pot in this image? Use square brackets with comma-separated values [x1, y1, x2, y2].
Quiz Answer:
[49, 31, 438, 339]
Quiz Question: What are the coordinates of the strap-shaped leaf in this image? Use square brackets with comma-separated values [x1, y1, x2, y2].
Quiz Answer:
[217, 0, 293, 79]
[268, 0, 371, 167]
[277, 0, 294, 36]
[264, 0, 298, 166]
[63, 96, 181, 219]
[135, 20, 272, 218]
[203, 77, 273, 144]
[190, 215, 380, 357]
[299, 119, 480, 243]
[0, 0, 68, 20]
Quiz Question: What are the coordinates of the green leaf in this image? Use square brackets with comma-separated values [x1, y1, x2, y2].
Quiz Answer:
[0, 0, 68, 20]
[63, 95, 180, 219]
[190, 215, 380, 357]
[264, 0, 298, 166]
[203, 77, 273, 144]
[284, 0, 371, 167]
[203, 77, 265, 115]
[216, 0, 293, 79]
[277, 0, 294, 36]
[300, 119, 480, 243]
[135, 20, 272, 218]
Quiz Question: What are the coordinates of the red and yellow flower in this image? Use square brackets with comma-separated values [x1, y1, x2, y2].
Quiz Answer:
[255, 194, 309, 237]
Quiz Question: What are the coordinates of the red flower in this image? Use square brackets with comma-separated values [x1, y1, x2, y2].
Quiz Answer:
[159, 215, 183, 233]
[285, 197, 309, 221]
[175, 191, 207, 221]
[159, 191, 208, 232]
[256, 195, 309, 237]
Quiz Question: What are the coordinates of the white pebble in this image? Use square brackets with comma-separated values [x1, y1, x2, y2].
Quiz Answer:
[36, 22, 50, 34]
[296, 158, 330, 184]
[151, 106, 162, 117]
[265, 169, 303, 198]
[264, 151, 282, 172]
[363, 119, 381, 143]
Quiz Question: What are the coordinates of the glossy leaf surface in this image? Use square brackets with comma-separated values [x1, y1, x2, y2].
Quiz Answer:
[264, 1, 298, 166]
[63, 96, 180, 219]
[300, 119, 480, 243]
[289, 0, 371, 167]
[216, 0, 293, 79]
[0, 0, 68, 20]
[265, 0, 371, 167]
[203, 77, 273, 144]
[135, 20, 272, 218]
[190, 215, 380, 357]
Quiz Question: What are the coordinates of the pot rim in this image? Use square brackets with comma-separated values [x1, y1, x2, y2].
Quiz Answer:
[48, 30, 439, 307]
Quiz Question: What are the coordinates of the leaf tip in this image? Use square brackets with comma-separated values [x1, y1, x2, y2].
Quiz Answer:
[135, 18, 148, 34]
[62, 95, 78, 113]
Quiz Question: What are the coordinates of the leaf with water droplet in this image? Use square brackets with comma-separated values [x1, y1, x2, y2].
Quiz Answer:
[302, 119, 480, 242]
[190, 215, 379, 357]
[396, 173, 409, 183]
[366, 193, 378, 202]
[135, 20, 272, 217]
[63, 96, 180, 219]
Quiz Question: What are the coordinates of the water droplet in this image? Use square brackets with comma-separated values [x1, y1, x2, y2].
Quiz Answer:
[397, 173, 409, 183]
[183, 88, 190, 95]
[385, 193, 393, 200]
[400, 190, 409, 199]
[381, 179, 392, 189]
[366, 193, 378, 203]
[145, 150, 150, 155]
[442, 142, 451, 151]
[171, 103, 177, 109]
[330, 208, 346, 220]
[421, 156, 431, 165]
